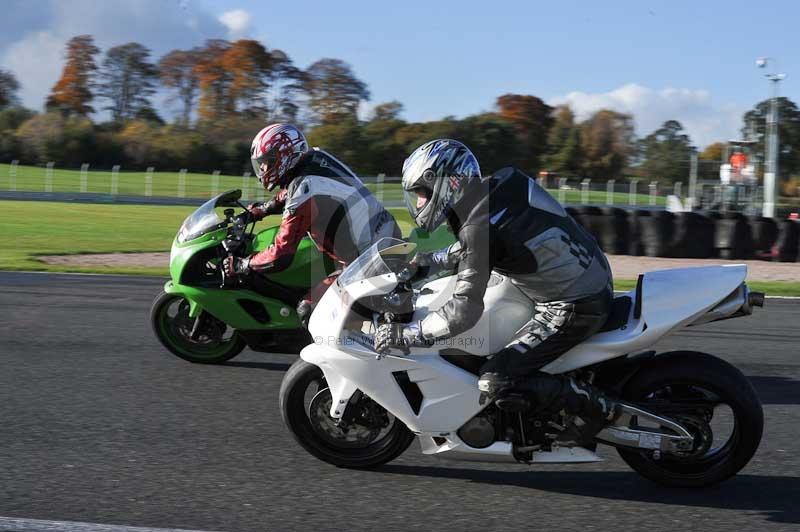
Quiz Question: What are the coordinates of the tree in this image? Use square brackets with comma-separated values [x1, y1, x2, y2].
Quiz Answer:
[159, 49, 201, 126]
[742, 97, 800, 179]
[699, 141, 725, 162]
[543, 105, 582, 174]
[495, 94, 553, 172]
[698, 141, 725, 180]
[371, 101, 403, 122]
[222, 39, 273, 115]
[262, 49, 304, 123]
[97, 43, 158, 123]
[47, 35, 100, 115]
[637, 120, 694, 184]
[15, 112, 98, 166]
[0, 69, 20, 109]
[457, 113, 520, 174]
[306, 117, 364, 170]
[303, 58, 370, 123]
[194, 39, 234, 121]
[0, 106, 34, 162]
[359, 102, 406, 175]
[193, 39, 300, 122]
[579, 110, 636, 179]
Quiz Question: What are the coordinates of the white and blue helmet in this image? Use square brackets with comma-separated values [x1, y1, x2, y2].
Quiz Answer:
[401, 139, 481, 232]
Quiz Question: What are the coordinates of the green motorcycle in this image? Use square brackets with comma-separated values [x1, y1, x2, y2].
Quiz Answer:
[150, 189, 453, 364]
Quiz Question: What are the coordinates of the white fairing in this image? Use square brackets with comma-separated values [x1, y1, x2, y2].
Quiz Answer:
[302, 259, 749, 460]
[412, 272, 534, 356]
[541, 264, 747, 373]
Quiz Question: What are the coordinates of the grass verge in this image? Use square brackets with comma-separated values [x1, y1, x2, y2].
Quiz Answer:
[2, 199, 798, 296]
[0, 199, 414, 276]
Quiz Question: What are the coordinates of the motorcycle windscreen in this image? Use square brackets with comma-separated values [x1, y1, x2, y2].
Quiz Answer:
[176, 190, 239, 243]
[336, 237, 415, 287]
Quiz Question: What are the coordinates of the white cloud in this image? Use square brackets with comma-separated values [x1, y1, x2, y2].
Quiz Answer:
[1, 30, 64, 110]
[218, 9, 251, 38]
[549, 83, 744, 149]
[0, 0, 227, 113]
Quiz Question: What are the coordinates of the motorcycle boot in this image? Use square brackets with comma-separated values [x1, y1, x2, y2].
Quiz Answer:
[514, 373, 621, 445]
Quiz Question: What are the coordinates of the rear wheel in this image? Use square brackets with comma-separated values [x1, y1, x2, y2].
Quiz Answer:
[279, 359, 415, 468]
[617, 351, 763, 487]
[150, 291, 246, 364]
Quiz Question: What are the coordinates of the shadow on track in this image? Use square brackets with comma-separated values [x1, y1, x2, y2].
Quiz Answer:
[748, 375, 800, 405]
[378, 466, 800, 525]
[222, 360, 292, 371]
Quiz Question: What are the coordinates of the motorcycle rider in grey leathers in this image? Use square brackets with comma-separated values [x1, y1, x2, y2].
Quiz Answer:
[374, 139, 620, 443]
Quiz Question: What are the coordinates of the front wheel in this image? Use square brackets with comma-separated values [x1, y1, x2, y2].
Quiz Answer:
[279, 359, 415, 468]
[150, 291, 246, 364]
[617, 351, 763, 488]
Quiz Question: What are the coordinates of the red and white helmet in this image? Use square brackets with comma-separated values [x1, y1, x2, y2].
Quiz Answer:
[250, 123, 309, 190]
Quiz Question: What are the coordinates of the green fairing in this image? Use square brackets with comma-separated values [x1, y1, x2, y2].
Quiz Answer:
[167, 224, 333, 330]
[164, 279, 303, 330]
[165, 209, 455, 332]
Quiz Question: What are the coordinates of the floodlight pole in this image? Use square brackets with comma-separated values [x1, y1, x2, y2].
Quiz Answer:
[758, 58, 785, 218]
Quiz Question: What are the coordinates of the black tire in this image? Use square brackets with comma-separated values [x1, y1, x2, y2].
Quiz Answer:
[671, 212, 715, 258]
[150, 291, 246, 364]
[279, 359, 415, 468]
[600, 207, 631, 254]
[775, 219, 800, 262]
[714, 212, 754, 259]
[617, 351, 763, 488]
[748, 216, 779, 258]
[638, 210, 674, 257]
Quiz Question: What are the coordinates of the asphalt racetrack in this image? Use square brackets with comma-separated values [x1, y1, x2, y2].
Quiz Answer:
[1, 272, 799, 531]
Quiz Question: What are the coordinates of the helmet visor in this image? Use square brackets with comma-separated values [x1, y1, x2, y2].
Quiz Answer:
[403, 186, 433, 226]
[251, 148, 279, 184]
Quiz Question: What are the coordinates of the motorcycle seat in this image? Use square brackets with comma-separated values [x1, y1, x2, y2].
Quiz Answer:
[598, 295, 633, 332]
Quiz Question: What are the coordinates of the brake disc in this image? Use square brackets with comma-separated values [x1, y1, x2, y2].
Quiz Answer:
[308, 388, 382, 448]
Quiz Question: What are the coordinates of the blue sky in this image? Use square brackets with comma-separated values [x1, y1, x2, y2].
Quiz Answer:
[2, 0, 798, 147]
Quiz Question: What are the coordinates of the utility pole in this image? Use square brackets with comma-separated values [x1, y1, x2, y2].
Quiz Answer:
[757, 57, 785, 218]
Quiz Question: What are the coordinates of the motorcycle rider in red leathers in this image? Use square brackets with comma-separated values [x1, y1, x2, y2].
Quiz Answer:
[223, 123, 401, 325]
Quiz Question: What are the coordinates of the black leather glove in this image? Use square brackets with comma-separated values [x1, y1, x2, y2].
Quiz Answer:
[222, 256, 250, 285]
[247, 197, 282, 221]
[374, 322, 429, 355]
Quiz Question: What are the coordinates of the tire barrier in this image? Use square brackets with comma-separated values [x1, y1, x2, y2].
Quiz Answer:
[600, 207, 632, 255]
[714, 212, 754, 260]
[562, 207, 798, 262]
[748, 216, 779, 259]
[775, 219, 799, 262]
[671, 212, 716, 258]
[637, 210, 675, 257]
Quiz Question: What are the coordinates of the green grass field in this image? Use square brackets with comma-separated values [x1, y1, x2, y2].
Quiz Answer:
[2, 199, 798, 295]
[0, 200, 416, 275]
[0, 162, 666, 207]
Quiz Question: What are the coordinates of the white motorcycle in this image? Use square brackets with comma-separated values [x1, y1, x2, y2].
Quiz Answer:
[279, 238, 765, 487]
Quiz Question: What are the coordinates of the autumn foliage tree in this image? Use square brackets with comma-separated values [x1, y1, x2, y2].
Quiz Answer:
[579, 109, 636, 179]
[194, 39, 234, 121]
[224, 39, 274, 115]
[47, 35, 100, 115]
[193, 39, 304, 124]
[496, 94, 553, 172]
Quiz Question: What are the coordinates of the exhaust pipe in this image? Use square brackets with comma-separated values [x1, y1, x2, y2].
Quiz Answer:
[690, 284, 763, 326]
[749, 291, 765, 308]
